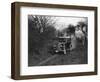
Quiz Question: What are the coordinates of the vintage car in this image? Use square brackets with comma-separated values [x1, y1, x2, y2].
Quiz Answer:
[49, 36, 71, 55]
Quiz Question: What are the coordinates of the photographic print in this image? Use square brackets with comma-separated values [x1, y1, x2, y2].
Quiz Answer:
[28, 15, 88, 66]
[11, 2, 97, 80]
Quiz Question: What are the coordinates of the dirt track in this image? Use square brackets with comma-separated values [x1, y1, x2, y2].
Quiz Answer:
[28, 45, 87, 66]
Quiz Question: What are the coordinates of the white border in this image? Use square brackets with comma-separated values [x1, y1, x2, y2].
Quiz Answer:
[20, 7, 95, 75]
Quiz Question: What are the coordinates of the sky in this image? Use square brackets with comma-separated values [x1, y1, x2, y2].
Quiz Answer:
[54, 16, 87, 31]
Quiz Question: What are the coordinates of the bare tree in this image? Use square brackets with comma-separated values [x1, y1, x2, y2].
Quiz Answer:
[77, 21, 88, 34]
[30, 15, 56, 33]
[77, 21, 88, 47]
[28, 15, 56, 55]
